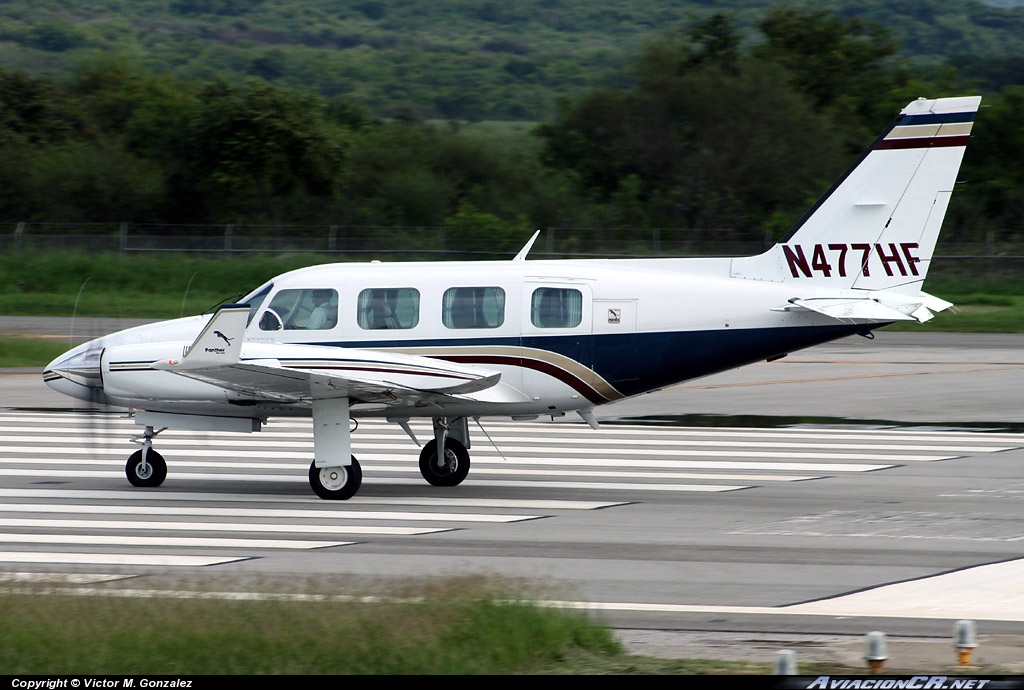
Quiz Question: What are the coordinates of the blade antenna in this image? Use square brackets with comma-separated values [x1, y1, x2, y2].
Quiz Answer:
[71, 277, 90, 347]
[181, 271, 199, 317]
[473, 417, 508, 462]
[512, 230, 541, 261]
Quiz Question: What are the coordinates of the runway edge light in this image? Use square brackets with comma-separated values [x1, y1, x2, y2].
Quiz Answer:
[863, 630, 888, 674]
[773, 649, 798, 675]
[953, 619, 979, 668]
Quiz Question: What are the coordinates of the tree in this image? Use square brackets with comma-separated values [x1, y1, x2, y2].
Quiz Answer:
[753, 6, 903, 110]
[189, 79, 348, 223]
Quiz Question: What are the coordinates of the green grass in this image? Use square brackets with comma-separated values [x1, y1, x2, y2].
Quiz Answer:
[1, 576, 1004, 675]
[0, 577, 749, 675]
[887, 293, 1024, 333]
[0, 335, 72, 367]
[0, 576, 873, 675]
[0, 578, 613, 675]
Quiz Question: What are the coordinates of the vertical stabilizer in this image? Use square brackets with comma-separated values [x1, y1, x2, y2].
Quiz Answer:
[731, 96, 980, 292]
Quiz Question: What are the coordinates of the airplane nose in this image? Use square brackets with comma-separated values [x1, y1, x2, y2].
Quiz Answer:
[43, 341, 106, 403]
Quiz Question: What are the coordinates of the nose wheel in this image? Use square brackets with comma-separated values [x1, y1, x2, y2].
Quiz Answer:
[126, 448, 167, 487]
[126, 425, 168, 487]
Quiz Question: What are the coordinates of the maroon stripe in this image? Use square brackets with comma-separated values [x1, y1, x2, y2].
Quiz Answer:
[876, 135, 970, 150]
[441, 353, 613, 405]
[285, 364, 473, 380]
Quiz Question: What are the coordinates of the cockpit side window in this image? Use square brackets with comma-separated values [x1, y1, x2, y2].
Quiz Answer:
[259, 288, 338, 331]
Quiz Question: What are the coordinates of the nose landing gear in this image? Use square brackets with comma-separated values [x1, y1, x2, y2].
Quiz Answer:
[126, 425, 167, 487]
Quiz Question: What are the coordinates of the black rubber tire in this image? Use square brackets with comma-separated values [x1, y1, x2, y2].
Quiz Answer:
[309, 456, 362, 500]
[418, 439, 470, 487]
[126, 449, 167, 488]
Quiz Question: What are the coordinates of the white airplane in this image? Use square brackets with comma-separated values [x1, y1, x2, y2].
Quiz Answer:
[44, 95, 981, 500]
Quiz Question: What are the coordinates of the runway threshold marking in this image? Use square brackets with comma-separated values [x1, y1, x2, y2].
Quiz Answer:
[0, 443, 958, 462]
[0, 552, 246, 566]
[0, 533, 352, 549]
[0, 504, 539, 523]
[0, 487, 622, 510]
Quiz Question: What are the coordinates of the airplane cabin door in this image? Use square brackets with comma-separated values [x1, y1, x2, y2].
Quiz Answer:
[592, 299, 637, 384]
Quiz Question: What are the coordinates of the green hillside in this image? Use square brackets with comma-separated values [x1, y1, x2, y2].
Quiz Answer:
[1, 2, 1022, 246]
[3, 0, 1024, 120]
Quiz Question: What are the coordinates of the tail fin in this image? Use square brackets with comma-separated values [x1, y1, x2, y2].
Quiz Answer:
[732, 96, 980, 298]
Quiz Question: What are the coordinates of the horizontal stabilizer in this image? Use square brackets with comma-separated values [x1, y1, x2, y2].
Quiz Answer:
[784, 298, 915, 324]
[919, 291, 955, 314]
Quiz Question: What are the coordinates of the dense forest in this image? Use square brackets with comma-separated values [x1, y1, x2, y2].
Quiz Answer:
[0, 2, 1022, 247]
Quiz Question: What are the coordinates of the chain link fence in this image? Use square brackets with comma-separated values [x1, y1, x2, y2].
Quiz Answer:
[2, 222, 1022, 270]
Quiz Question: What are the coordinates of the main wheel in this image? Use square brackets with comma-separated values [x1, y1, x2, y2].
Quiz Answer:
[126, 449, 167, 488]
[418, 439, 470, 487]
[309, 456, 362, 500]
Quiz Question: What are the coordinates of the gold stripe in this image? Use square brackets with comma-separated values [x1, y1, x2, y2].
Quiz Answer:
[381, 345, 624, 402]
[937, 122, 973, 137]
[886, 122, 972, 140]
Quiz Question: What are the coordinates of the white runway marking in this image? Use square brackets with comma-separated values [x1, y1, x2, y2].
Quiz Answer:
[0, 533, 351, 549]
[1, 410, 1021, 589]
[0, 552, 245, 566]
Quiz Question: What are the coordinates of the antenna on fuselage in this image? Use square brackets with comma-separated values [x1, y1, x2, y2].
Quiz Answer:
[512, 230, 541, 261]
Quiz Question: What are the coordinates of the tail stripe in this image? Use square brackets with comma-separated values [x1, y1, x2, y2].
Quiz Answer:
[877, 111, 975, 150]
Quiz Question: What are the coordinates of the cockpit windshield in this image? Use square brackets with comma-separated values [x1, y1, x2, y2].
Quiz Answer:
[239, 283, 273, 325]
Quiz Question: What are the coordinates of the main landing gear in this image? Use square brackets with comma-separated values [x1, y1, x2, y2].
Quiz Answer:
[120, 415, 474, 500]
[417, 416, 471, 487]
[309, 456, 362, 500]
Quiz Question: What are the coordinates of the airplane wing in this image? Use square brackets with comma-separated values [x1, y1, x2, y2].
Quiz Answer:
[152, 305, 512, 406]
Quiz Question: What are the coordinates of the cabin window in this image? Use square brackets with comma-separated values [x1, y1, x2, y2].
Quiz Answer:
[258, 288, 338, 331]
[531, 287, 582, 328]
[357, 288, 420, 330]
[442, 287, 505, 329]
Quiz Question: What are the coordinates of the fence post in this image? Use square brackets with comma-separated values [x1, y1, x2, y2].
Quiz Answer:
[225, 224, 234, 252]
[120, 223, 128, 254]
[14, 222, 25, 252]
[329, 225, 337, 252]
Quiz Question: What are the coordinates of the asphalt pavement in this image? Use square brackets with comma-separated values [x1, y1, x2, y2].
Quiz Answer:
[4, 317, 1024, 671]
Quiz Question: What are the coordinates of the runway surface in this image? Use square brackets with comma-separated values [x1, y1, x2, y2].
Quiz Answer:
[4, 325, 1024, 669]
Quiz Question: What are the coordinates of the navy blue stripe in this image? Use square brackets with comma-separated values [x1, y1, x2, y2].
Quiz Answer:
[310, 323, 878, 400]
[897, 111, 975, 126]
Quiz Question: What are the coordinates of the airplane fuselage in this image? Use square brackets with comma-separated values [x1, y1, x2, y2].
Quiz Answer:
[47, 256, 869, 422]
[40, 96, 980, 499]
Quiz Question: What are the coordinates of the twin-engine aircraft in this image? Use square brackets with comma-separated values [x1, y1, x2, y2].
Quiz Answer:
[44, 96, 981, 500]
